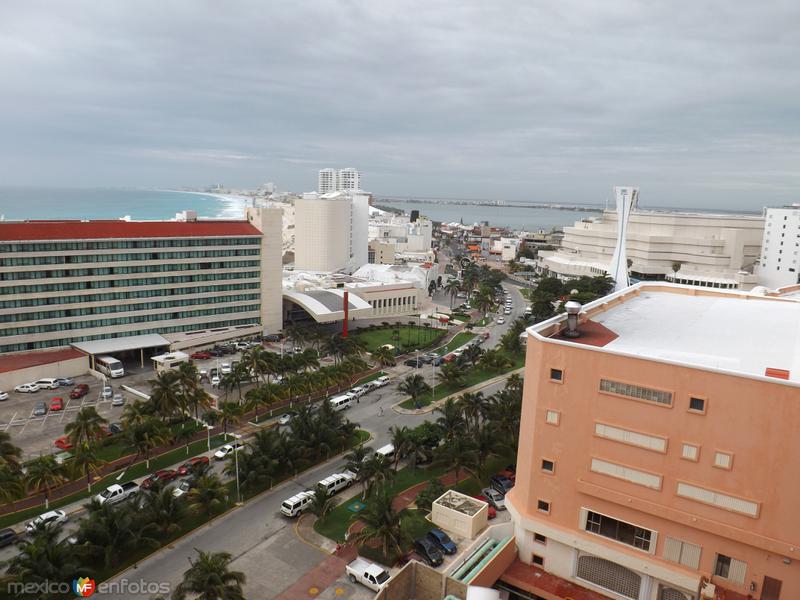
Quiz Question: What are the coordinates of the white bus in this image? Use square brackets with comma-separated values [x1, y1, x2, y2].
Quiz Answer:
[95, 355, 125, 378]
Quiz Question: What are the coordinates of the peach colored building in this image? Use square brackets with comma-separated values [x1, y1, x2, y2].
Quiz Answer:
[505, 283, 800, 600]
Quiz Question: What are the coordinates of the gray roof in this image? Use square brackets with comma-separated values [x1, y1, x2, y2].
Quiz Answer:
[71, 333, 170, 355]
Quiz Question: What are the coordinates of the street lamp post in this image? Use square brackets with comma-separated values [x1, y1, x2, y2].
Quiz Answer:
[234, 434, 242, 504]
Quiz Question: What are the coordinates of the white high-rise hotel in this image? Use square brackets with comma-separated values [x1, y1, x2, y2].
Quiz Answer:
[757, 204, 800, 289]
[318, 168, 361, 193]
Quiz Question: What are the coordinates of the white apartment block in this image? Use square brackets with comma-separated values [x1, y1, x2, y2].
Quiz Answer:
[367, 214, 433, 264]
[538, 209, 764, 290]
[757, 205, 800, 290]
[294, 190, 369, 274]
[317, 168, 361, 193]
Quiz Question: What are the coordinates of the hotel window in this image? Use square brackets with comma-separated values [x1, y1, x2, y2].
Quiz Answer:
[534, 533, 546, 544]
[713, 451, 733, 470]
[532, 554, 544, 566]
[663, 536, 702, 569]
[537, 500, 550, 513]
[599, 379, 672, 406]
[545, 409, 560, 426]
[541, 459, 555, 473]
[681, 443, 700, 461]
[688, 396, 706, 413]
[584, 510, 654, 552]
[714, 554, 747, 585]
[549, 368, 563, 382]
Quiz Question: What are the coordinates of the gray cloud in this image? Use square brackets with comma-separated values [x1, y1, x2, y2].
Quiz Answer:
[0, 0, 798, 209]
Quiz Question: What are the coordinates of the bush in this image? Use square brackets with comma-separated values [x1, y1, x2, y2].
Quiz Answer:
[415, 479, 446, 512]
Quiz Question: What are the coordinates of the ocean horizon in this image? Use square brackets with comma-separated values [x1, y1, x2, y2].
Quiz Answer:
[0, 187, 249, 221]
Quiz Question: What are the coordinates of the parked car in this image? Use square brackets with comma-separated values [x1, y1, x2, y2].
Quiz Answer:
[346, 558, 391, 592]
[26, 510, 68, 533]
[413, 537, 444, 567]
[481, 487, 507, 511]
[34, 378, 59, 390]
[191, 351, 211, 360]
[111, 392, 125, 407]
[220, 363, 232, 375]
[404, 358, 421, 368]
[14, 383, 40, 393]
[278, 411, 296, 426]
[94, 482, 138, 506]
[473, 495, 497, 519]
[109, 422, 124, 435]
[140, 469, 178, 489]
[210, 376, 221, 388]
[263, 333, 282, 342]
[209, 347, 225, 357]
[70, 384, 90, 399]
[219, 345, 235, 355]
[427, 528, 457, 555]
[496, 317, 505, 325]
[498, 466, 516, 482]
[172, 480, 194, 498]
[490, 474, 515, 494]
[55, 377, 75, 387]
[374, 376, 390, 387]
[0, 391, 8, 401]
[349, 386, 367, 397]
[214, 442, 244, 460]
[32, 402, 48, 417]
[54, 435, 73, 451]
[0, 528, 18, 548]
[504, 308, 512, 315]
[50, 397, 64, 411]
[177, 456, 210, 476]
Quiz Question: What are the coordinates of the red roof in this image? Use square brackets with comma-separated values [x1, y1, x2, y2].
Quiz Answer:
[0, 220, 261, 241]
[0, 348, 87, 374]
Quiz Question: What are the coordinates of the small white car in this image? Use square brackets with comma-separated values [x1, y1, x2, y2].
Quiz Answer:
[14, 383, 40, 393]
[112, 392, 125, 407]
[26, 509, 68, 533]
[220, 363, 232, 375]
[101, 386, 113, 399]
[214, 442, 244, 460]
[172, 480, 192, 498]
[211, 376, 221, 388]
[374, 376, 390, 388]
[0, 391, 8, 401]
[34, 378, 59, 390]
[349, 386, 367, 397]
[497, 317, 506, 324]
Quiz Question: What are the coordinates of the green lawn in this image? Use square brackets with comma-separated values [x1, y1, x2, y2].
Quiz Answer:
[354, 371, 386, 386]
[475, 316, 492, 327]
[399, 351, 524, 409]
[434, 332, 475, 354]
[0, 434, 228, 530]
[354, 325, 445, 354]
[94, 420, 204, 462]
[449, 312, 472, 322]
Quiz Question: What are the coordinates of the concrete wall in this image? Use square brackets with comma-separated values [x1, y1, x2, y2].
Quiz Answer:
[469, 536, 518, 588]
[294, 193, 351, 272]
[2, 355, 89, 390]
[246, 206, 283, 333]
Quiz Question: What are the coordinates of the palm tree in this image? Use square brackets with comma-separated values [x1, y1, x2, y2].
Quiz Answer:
[397, 374, 431, 409]
[459, 392, 486, 433]
[487, 390, 522, 451]
[474, 426, 501, 478]
[359, 454, 395, 498]
[350, 482, 411, 560]
[64, 406, 108, 448]
[388, 425, 410, 471]
[218, 401, 243, 438]
[0, 465, 24, 509]
[174, 425, 196, 455]
[344, 444, 369, 477]
[437, 361, 465, 389]
[443, 279, 461, 309]
[372, 345, 396, 367]
[149, 370, 183, 419]
[78, 501, 159, 569]
[5, 524, 82, 588]
[244, 382, 281, 421]
[435, 432, 479, 484]
[461, 344, 483, 367]
[172, 549, 246, 600]
[25, 455, 67, 509]
[126, 417, 169, 469]
[435, 398, 466, 442]
[187, 474, 229, 517]
[141, 485, 186, 538]
[480, 349, 512, 373]
[307, 485, 336, 519]
[0, 430, 22, 471]
[71, 442, 105, 493]
[121, 399, 152, 429]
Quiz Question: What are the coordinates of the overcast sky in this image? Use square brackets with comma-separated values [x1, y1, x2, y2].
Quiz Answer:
[0, 1, 798, 209]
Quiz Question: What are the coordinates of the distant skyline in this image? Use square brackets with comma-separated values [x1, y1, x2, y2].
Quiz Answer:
[0, 1, 798, 210]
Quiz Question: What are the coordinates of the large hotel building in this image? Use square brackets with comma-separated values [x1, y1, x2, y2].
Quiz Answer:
[0, 207, 282, 355]
[504, 283, 798, 600]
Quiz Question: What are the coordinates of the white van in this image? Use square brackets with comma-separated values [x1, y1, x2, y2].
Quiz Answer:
[280, 490, 316, 517]
[318, 472, 355, 496]
[375, 444, 396, 463]
[328, 394, 353, 412]
[34, 378, 59, 390]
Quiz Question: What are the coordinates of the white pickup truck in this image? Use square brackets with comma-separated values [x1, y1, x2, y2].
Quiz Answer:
[346, 558, 391, 592]
[94, 482, 139, 506]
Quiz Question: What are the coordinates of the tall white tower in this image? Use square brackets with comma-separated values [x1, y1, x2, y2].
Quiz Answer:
[318, 169, 336, 194]
[608, 186, 639, 291]
[757, 205, 800, 289]
[338, 168, 361, 191]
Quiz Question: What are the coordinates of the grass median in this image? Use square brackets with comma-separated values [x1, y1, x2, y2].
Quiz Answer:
[352, 325, 444, 354]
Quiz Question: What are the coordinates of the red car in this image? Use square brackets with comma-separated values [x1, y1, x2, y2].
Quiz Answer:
[191, 351, 211, 360]
[140, 469, 178, 489]
[473, 495, 497, 519]
[177, 456, 209, 476]
[50, 397, 64, 411]
[54, 435, 73, 451]
[70, 384, 89, 399]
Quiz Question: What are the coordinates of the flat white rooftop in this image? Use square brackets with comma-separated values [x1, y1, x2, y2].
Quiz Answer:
[536, 284, 800, 384]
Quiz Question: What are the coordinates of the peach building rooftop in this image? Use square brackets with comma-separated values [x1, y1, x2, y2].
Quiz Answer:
[533, 283, 800, 384]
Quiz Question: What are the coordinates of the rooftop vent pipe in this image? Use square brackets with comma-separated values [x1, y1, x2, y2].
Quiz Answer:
[563, 300, 582, 338]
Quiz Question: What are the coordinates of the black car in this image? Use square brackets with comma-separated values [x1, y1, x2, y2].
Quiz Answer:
[109, 422, 124, 435]
[413, 537, 444, 567]
[209, 347, 225, 357]
[403, 358, 421, 368]
[219, 345, 235, 355]
[490, 474, 515, 495]
[263, 334, 282, 342]
[0, 528, 17, 548]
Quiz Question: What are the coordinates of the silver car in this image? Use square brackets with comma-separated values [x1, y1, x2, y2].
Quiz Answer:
[32, 401, 48, 417]
[112, 392, 125, 406]
[101, 386, 113, 399]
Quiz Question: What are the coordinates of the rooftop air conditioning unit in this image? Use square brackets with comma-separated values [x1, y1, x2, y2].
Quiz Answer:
[700, 581, 716, 599]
